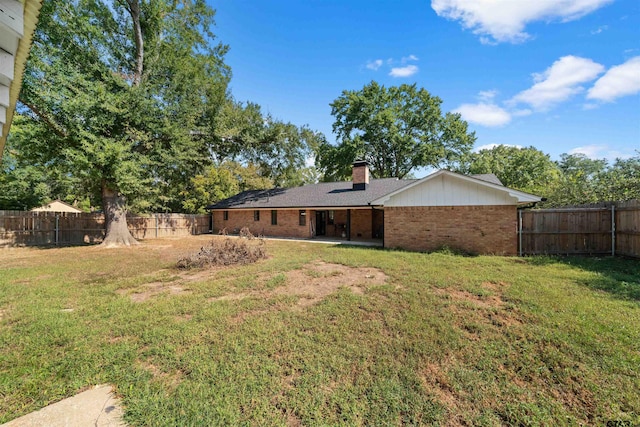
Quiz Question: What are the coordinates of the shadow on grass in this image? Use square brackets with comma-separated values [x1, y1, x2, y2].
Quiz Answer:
[526, 255, 640, 301]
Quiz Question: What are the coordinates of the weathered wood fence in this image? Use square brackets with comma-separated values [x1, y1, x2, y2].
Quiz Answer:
[0, 211, 211, 247]
[519, 200, 639, 258]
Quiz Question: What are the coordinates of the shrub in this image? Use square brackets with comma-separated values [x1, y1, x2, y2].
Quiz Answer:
[177, 228, 266, 269]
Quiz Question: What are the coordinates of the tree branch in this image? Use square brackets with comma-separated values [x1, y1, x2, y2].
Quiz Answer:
[18, 98, 68, 138]
[125, 0, 144, 86]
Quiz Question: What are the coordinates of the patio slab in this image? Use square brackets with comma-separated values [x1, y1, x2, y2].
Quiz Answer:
[2, 385, 125, 427]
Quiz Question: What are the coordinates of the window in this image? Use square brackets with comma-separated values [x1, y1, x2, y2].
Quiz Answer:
[223, 211, 228, 221]
[254, 210, 260, 221]
[328, 210, 334, 225]
[299, 210, 306, 226]
[271, 210, 277, 225]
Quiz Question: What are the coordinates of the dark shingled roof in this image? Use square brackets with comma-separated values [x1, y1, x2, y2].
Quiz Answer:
[207, 178, 415, 210]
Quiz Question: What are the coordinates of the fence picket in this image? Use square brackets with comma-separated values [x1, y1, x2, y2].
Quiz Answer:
[0, 211, 211, 247]
[519, 201, 639, 258]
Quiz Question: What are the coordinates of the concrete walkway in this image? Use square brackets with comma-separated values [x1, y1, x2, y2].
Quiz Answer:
[2, 385, 125, 427]
[260, 236, 383, 247]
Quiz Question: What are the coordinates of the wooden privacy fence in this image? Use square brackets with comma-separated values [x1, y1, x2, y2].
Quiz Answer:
[0, 211, 211, 247]
[518, 200, 639, 258]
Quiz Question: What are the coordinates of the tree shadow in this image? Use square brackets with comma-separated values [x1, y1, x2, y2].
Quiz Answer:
[525, 255, 640, 302]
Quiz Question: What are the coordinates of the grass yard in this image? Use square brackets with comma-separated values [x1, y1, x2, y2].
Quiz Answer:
[0, 236, 638, 426]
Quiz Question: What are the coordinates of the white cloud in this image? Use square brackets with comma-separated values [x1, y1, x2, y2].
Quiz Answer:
[474, 143, 523, 152]
[512, 108, 533, 117]
[569, 144, 632, 160]
[478, 90, 498, 101]
[587, 56, 640, 102]
[389, 65, 419, 78]
[590, 25, 608, 35]
[401, 54, 419, 63]
[366, 59, 383, 71]
[454, 103, 511, 127]
[509, 55, 604, 110]
[431, 0, 613, 44]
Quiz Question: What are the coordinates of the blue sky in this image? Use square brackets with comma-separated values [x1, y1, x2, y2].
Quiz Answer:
[210, 0, 639, 170]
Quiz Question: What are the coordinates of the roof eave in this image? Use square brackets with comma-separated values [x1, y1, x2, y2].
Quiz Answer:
[370, 169, 543, 205]
[0, 0, 43, 157]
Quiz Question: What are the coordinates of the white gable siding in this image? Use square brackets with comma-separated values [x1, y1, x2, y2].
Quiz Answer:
[384, 174, 517, 207]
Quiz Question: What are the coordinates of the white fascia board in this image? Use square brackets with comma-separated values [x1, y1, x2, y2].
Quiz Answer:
[0, 104, 6, 124]
[371, 169, 542, 205]
[0, 0, 24, 38]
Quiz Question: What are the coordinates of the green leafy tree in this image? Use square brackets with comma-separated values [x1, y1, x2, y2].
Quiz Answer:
[0, 115, 86, 210]
[598, 155, 640, 201]
[456, 145, 562, 196]
[212, 100, 325, 187]
[18, 0, 229, 246]
[316, 81, 476, 180]
[181, 162, 273, 213]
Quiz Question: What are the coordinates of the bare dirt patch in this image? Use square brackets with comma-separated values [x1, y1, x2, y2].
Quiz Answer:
[209, 261, 388, 309]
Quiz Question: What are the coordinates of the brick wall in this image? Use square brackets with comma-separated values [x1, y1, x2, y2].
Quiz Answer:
[350, 209, 372, 239]
[212, 209, 312, 238]
[384, 205, 517, 255]
[213, 208, 379, 240]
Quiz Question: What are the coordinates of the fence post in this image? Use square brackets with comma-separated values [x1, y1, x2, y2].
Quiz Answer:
[155, 213, 158, 238]
[55, 214, 59, 246]
[611, 204, 615, 257]
[518, 209, 523, 257]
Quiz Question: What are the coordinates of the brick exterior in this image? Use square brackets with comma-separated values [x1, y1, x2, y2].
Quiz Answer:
[384, 205, 517, 255]
[352, 165, 369, 186]
[212, 208, 380, 241]
[213, 209, 312, 238]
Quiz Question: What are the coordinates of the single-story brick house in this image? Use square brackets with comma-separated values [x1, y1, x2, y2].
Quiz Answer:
[207, 161, 541, 255]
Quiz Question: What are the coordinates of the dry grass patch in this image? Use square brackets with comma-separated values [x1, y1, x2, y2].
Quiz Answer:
[209, 260, 388, 309]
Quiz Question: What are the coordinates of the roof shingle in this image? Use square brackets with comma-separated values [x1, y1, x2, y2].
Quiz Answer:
[207, 178, 414, 210]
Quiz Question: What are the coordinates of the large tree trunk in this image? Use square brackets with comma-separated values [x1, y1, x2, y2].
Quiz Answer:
[101, 183, 139, 247]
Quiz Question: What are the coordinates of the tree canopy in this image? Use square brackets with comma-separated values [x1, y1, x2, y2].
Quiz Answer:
[456, 145, 561, 196]
[316, 81, 476, 180]
[17, 0, 230, 245]
[456, 145, 640, 207]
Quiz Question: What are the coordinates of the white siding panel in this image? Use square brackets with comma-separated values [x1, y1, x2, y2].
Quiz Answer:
[385, 174, 517, 207]
[0, 83, 8, 107]
[0, 0, 24, 38]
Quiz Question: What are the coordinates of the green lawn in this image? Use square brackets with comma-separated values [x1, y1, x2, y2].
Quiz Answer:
[1, 236, 638, 426]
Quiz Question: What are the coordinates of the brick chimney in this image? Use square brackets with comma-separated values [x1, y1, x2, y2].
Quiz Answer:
[352, 160, 370, 190]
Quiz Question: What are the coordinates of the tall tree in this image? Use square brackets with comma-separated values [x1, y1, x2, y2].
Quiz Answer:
[18, 0, 229, 246]
[456, 145, 562, 196]
[316, 81, 476, 180]
[212, 99, 325, 187]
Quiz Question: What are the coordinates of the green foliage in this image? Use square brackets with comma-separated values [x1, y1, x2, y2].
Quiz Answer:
[456, 146, 639, 206]
[213, 100, 325, 187]
[18, 0, 230, 213]
[180, 162, 273, 213]
[0, 116, 87, 210]
[456, 145, 562, 196]
[543, 152, 640, 207]
[317, 81, 476, 180]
